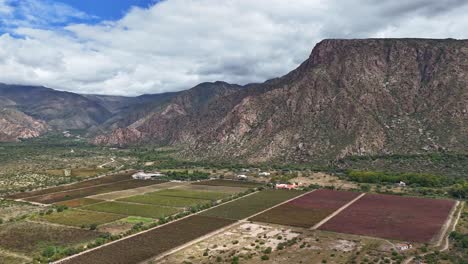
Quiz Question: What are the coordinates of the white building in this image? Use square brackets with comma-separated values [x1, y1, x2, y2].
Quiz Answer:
[237, 174, 248, 179]
[132, 171, 165, 180]
[259, 172, 271, 176]
[396, 243, 412, 251]
[398, 181, 406, 187]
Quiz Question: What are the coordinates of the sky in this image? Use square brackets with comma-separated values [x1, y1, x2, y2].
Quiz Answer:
[0, 0, 467, 96]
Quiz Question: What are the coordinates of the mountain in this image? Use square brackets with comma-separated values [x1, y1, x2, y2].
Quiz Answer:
[0, 108, 48, 141]
[93, 81, 243, 145]
[95, 38, 468, 163]
[0, 84, 112, 132]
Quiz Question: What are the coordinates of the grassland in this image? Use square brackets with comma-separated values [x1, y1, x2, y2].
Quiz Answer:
[41, 209, 125, 227]
[83, 201, 181, 218]
[193, 179, 264, 188]
[0, 221, 100, 254]
[119, 194, 211, 208]
[46, 168, 110, 178]
[61, 215, 236, 264]
[54, 198, 103, 208]
[200, 190, 304, 220]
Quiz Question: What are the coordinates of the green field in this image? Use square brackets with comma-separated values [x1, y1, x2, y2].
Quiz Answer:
[119, 193, 211, 208]
[200, 190, 304, 220]
[154, 189, 230, 200]
[83, 201, 181, 218]
[121, 216, 155, 224]
[42, 209, 125, 227]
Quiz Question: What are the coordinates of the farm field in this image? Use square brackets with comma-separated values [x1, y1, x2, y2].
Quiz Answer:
[24, 180, 164, 204]
[157, 222, 398, 264]
[153, 189, 230, 200]
[177, 184, 247, 194]
[200, 190, 304, 220]
[40, 209, 125, 227]
[119, 193, 211, 208]
[61, 215, 236, 264]
[7, 171, 135, 199]
[89, 181, 188, 200]
[319, 193, 456, 243]
[83, 201, 181, 218]
[250, 189, 361, 228]
[54, 198, 103, 208]
[193, 179, 264, 188]
[0, 221, 100, 254]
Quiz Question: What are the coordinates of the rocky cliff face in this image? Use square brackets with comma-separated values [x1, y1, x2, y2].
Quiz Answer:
[0, 108, 48, 141]
[95, 38, 468, 163]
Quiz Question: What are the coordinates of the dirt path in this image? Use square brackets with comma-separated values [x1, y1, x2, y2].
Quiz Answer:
[98, 157, 116, 169]
[311, 192, 366, 230]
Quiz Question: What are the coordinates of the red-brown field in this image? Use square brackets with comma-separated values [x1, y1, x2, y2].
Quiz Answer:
[24, 180, 165, 204]
[8, 171, 136, 199]
[287, 189, 360, 209]
[319, 194, 456, 243]
[61, 215, 236, 264]
[250, 189, 361, 227]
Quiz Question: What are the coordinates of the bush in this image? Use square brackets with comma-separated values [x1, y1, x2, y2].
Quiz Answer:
[261, 255, 269, 261]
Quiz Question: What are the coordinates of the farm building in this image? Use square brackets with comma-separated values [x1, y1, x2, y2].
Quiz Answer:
[397, 181, 406, 187]
[259, 172, 271, 176]
[275, 183, 299, 190]
[132, 171, 165, 180]
[237, 174, 248, 179]
[396, 243, 412, 251]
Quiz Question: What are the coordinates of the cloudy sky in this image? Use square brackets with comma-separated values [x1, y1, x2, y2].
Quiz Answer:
[0, 0, 467, 96]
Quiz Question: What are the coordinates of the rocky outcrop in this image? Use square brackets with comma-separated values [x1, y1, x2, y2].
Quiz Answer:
[0, 108, 48, 141]
[94, 39, 468, 163]
[93, 127, 144, 146]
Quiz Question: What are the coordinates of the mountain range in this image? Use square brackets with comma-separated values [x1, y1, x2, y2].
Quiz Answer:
[1, 38, 467, 163]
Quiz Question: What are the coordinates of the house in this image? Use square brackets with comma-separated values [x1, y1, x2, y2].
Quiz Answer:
[275, 183, 299, 190]
[396, 243, 412, 251]
[237, 174, 248, 179]
[259, 172, 271, 176]
[397, 181, 406, 187]
[132, 171, 165, 180]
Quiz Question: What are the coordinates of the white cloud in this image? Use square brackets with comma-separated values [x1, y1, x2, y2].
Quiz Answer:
[0, 0, 467, 96]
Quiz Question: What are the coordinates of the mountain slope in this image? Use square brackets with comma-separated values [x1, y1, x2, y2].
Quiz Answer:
[93, 81, 243, 145]
[95, 38, 468, 163]
[0, 108, 48, 141]
[0, 84, 112, 130]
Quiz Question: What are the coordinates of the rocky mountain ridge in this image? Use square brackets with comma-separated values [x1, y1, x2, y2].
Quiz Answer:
[1, 39, 467, 164]
[94, 38, 468, 163]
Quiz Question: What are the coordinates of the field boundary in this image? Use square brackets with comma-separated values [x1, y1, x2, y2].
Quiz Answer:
[402, 201, 464, 264]
[53, 189, 261, 264]
[311, 192, 366, 230]
[147, 190, 315, 263]
[434, 200, 460, 246]
[246, 189, 315, 222]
